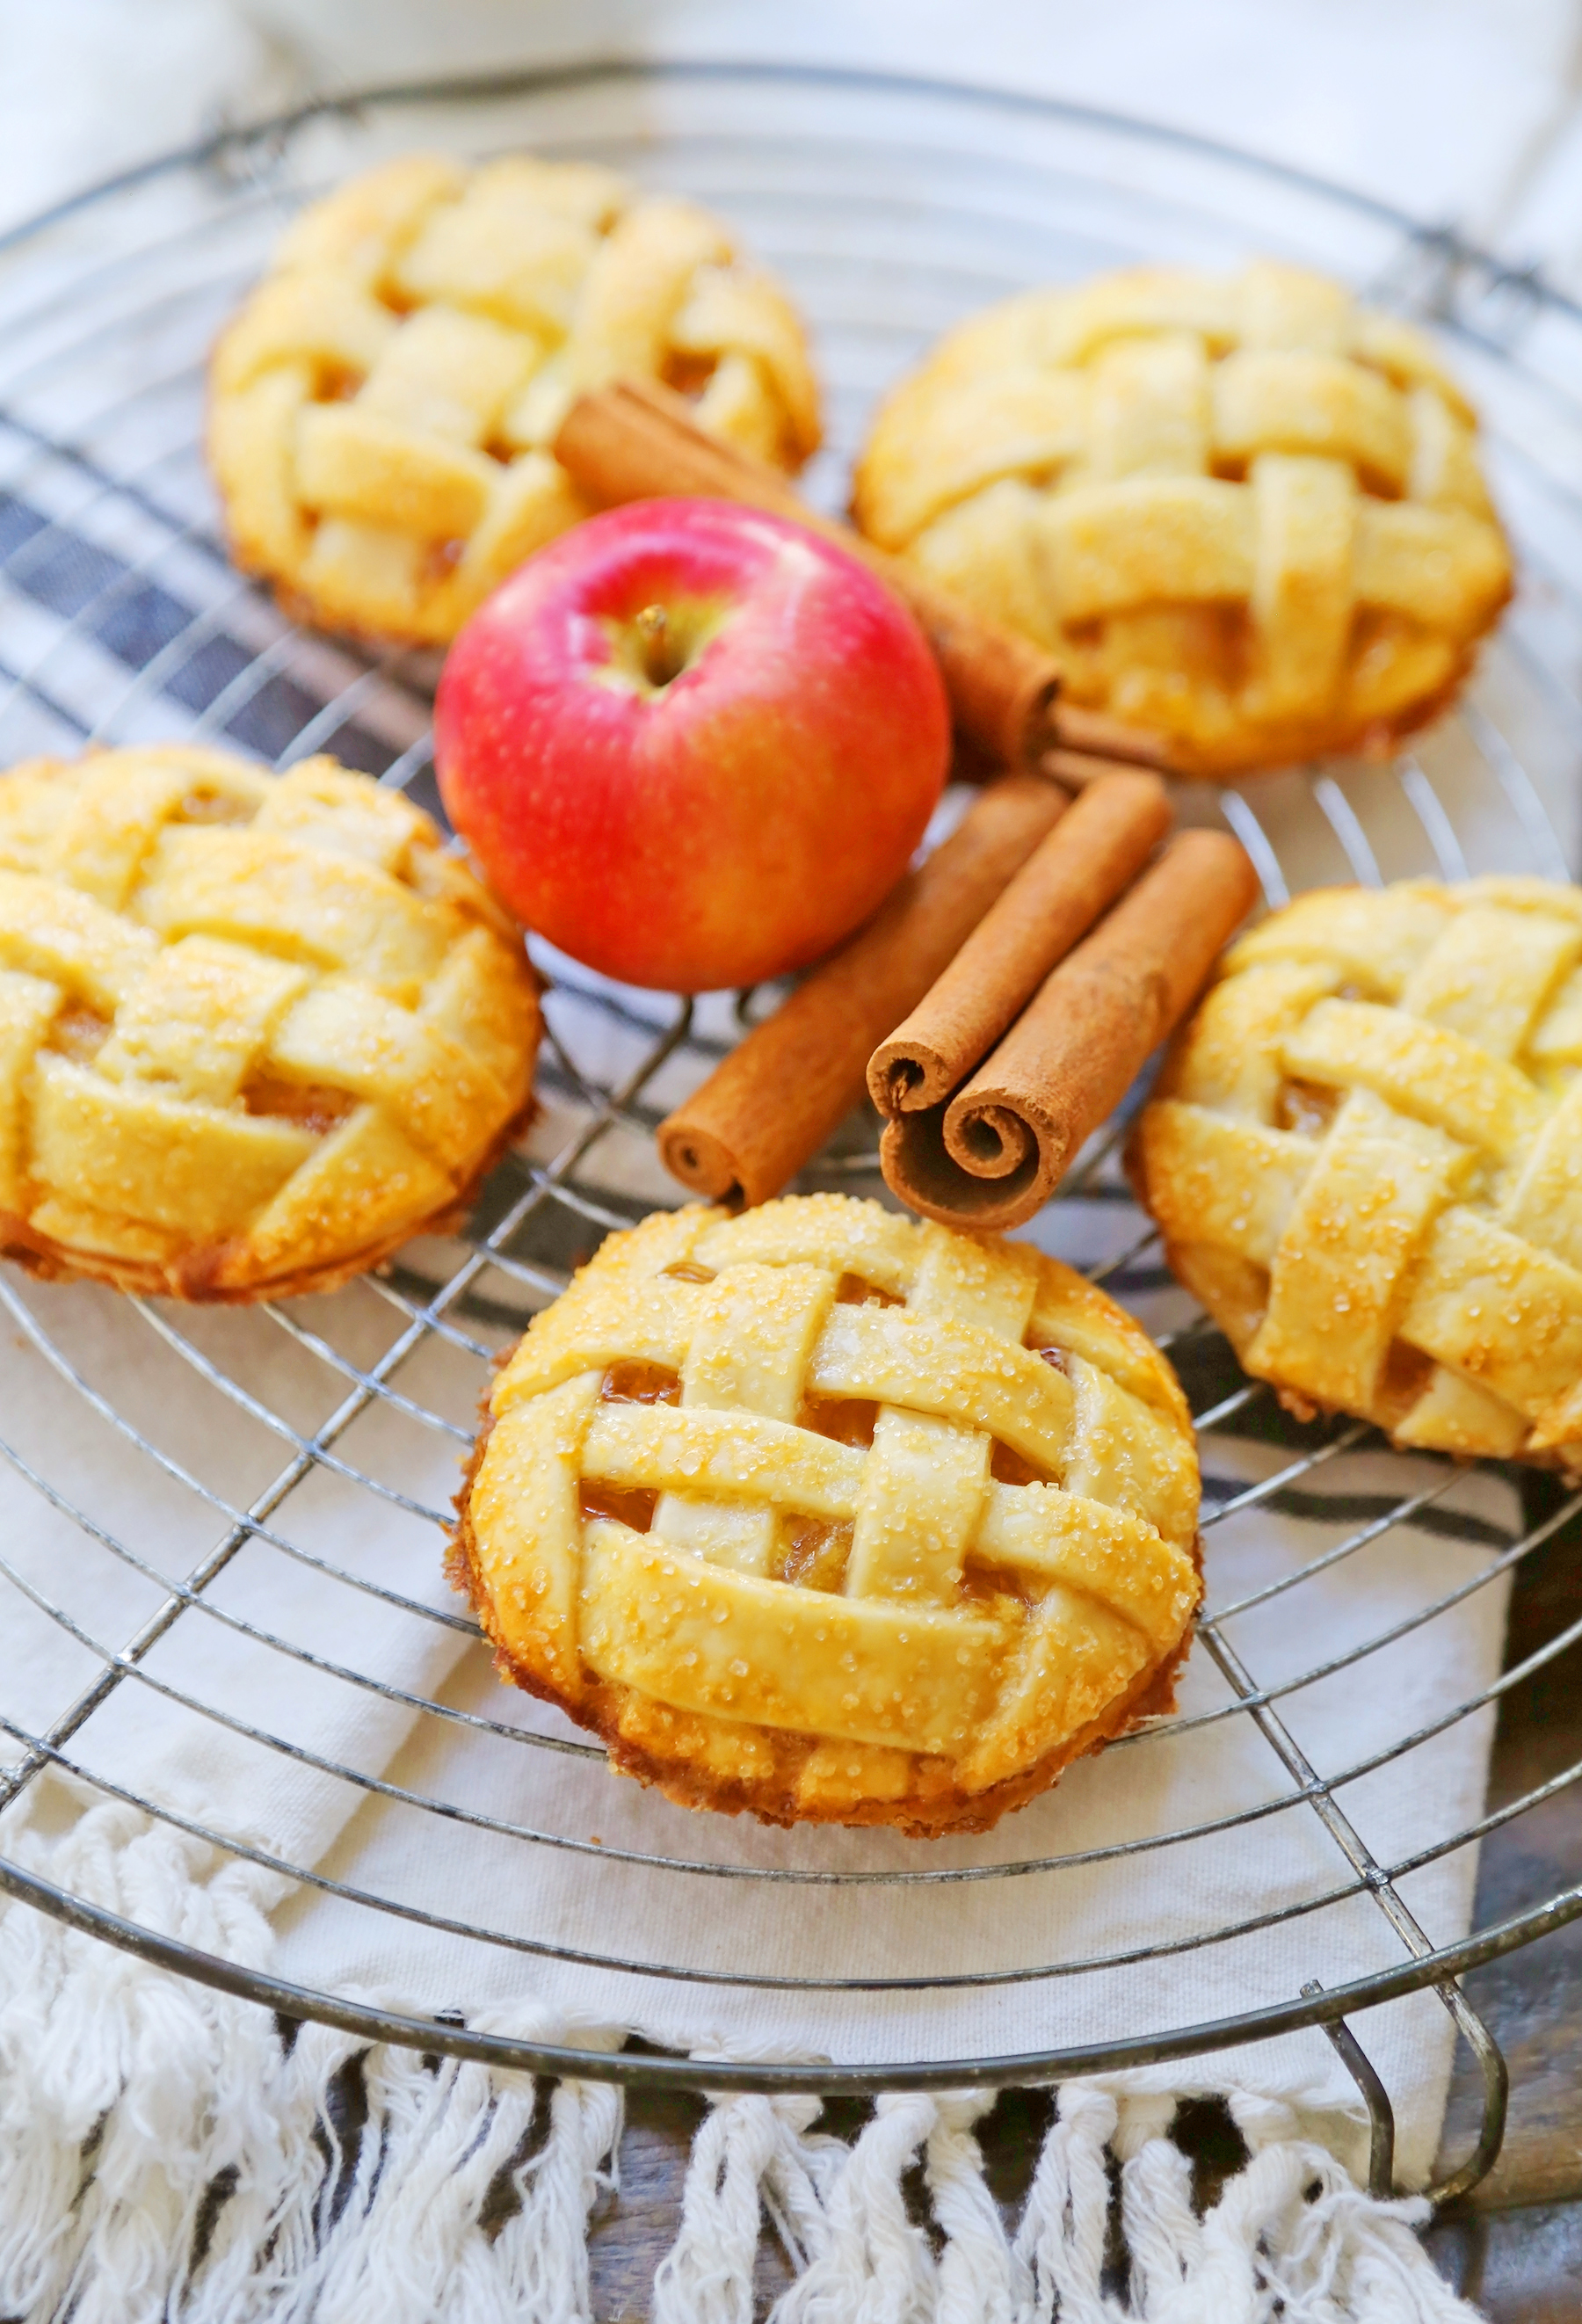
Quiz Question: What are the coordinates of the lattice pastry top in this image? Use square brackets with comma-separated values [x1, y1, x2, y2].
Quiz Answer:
[0, 745, 540, 1301]
[453, 1195, 1201, 1834]
[209, 153, 822, 645]
[1133, 877, 1582, 1460]
[853, 260, 1512, 776]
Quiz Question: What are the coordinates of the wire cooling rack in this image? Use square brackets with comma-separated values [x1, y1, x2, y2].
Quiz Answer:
[3, 62, 1582, 2204]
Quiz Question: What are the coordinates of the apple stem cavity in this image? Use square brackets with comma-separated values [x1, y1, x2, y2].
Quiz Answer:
[635, 602, 684, 688]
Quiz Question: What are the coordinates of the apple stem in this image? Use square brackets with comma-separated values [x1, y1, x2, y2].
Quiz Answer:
[635, 602, 681, 687]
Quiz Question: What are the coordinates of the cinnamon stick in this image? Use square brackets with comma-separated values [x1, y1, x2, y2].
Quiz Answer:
[868, 770, 1172, 1118]
[879, 830, 1260, 1231]
[657, 775, 1068, 1206]
[553, 378, 1172, 780]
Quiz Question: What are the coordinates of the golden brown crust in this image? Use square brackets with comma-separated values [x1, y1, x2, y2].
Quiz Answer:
[0, 744, 541, 1303]
[0, 1089, 533, 1304]
[1132, 876, 1582, 1462]
[207, 151, 822, 650]
[851, 259, 1512, 779]
[450, 1195, 1202, 1835]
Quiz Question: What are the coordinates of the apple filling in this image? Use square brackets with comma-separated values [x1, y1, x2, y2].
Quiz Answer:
[46, 1006, 112, 1064]
[774, 1515, 853, 1592]
[242, 1078, 357, 1137]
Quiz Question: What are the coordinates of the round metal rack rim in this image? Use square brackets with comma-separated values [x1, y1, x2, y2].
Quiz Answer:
[4, 51, 1578, 330]
[0, 1843, 1572, 2102]
[0, 60, 1578, 2205]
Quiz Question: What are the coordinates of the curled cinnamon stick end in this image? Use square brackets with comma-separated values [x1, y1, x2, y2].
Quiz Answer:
[868, 770, 1172, 1118]
[879, 830, 1261, 1231]
[657, 775, 1067, 1206]
[554, 379, 1166, 778]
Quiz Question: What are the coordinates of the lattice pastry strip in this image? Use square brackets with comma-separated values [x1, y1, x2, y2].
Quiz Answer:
[853, 259, 1512, 775]
[0, 745, 540, 1300]
[209, 154, 821, 646]
[1132, 877, 1582, 1461]
[454, 1194, 1200, 1835]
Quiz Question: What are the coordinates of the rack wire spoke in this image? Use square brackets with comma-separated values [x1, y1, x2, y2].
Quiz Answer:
[361, 1272, 503, 1360]
[259, 1306, 477, 1443]
[1207, 1459, 1470, 1619]
[0, 1436, 580, 1750]
[1189, 1379, 1266, 1431]
[0, 1276, 480, 1630]
[1127, 1504, 1542, 1753]
[0, 422, 200, 607]
[127, 1299, 462, 1526]
[1199, 1420, 1373, 1525]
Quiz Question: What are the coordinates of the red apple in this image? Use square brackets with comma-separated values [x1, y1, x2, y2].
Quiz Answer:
[433, 497, 951, 991]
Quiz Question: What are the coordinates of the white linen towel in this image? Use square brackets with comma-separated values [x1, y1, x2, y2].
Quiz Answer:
[0, 986, 1517, 2318]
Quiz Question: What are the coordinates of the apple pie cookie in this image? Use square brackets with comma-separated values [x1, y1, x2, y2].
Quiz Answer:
[853, 261, 1512, 776]
[0, 744, 540, 1299]
[1132, 878, 1582, 1460]
[209, 152, 822, 645]
[452, 1194, 1201, 1834]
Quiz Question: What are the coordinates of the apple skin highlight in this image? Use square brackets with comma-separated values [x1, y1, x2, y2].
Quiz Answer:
[434, 497, 952, 992]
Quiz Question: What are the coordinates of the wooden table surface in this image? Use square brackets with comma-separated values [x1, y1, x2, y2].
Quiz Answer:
[1423, 1472, 1582, 2316]
[577, 1480, 1582, 2320]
